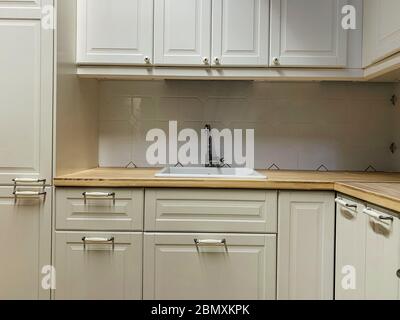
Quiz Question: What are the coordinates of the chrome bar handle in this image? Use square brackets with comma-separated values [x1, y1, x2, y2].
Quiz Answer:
[82, 192, 116, 205]
[82, 237, 115, 250]
[13, 178, 46, 184]
[363, 207, 394, 224]
[335, 197, 357, 209]
[194, 239, 228, 251]
[12, 178, 46, 203]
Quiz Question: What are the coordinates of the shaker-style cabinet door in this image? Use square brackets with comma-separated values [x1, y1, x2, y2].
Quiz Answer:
[0, 12, 53, 184]
[270, 0, 347, 67]
[364, 207, 400, 300]
[363, 0, 400, 66]
[54, 232, 143, 300]
[144, 233, 276, 300]
[278, 191, 335, 300]
[77, 0, 154, 65]
[154, 0, 212, 66]
[211, 0, 269, 66]
[0, 187, 51, 300]
[335, 196, 367, 300]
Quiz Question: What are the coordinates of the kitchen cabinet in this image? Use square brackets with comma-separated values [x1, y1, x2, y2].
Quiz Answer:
[364, 206, 400, 300]
[270, 0, 348, 67]
[143, 233, 276, 300]
[335, 195, 367, 300]
[211, 0, 269, 66]
[363, 0, 400, 67]
[154, 0, 211, 66]
[77, 0, 154, 65]
[277, 191, 335, 300]
[0, 187, 51, 300]
[54, 232, 143, 300]
[0, 3, 53, 184]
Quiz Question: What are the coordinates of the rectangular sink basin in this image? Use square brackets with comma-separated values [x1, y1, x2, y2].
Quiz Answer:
[155, 167, 266, 179]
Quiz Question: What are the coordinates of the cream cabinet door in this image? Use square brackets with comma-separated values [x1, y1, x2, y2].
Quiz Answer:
[364, 207, 400, 300]
[335, 196, 367, 300]
[77, 0, 154, 65]
[278, 191, 335, 300]
[363, 0, 400, 66]
[0, 187, 51, 300]
[154, 0, 212, 66]
[270, 0, 347, 67]
[144, 233, 276, 300]
[0, 0, 43, 18]
[211, 0, 269, 66]
[54, 232, 142, 300]
[0, 8, 53, 184]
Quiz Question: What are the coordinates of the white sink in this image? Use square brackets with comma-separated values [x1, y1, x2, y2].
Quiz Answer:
[155, 167, 266, 179]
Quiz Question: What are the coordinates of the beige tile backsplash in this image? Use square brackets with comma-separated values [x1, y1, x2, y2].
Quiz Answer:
[98, 80, 398, 171]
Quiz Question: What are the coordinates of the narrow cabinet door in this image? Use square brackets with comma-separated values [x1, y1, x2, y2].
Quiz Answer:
[365, 210, 400, 300]
[154, 0, 212, 66]
[0, 187, 51, 300]
[77, 0, 154, 65]
[335, 196, 367, 300]
[278, 191, 335, 300]
[144, 233, 276, 300]
[212, 0, 269, 66]
[0, 18, 53, 184]
[270, 0, 347, 67]
[54, 232, 142, 300]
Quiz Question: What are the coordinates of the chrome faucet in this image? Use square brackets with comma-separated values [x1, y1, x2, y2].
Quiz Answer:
[204, 124, 230, 168]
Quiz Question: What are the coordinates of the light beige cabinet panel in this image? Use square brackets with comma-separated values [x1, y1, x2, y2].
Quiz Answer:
[143, 233, 276, 300]
[154, 0, 212, 66]
[77, 0, 154, 65]
[364, 206, 400, 300]
[0, 187, 51, 300]
[54, 232, 142, 300]
[0, 0, 46, 18]
[211, 0, 269, 66]
[270, 0, 347, 67]
[335, 195, 367, 300]
[278, 191, 335, 300]
[0, 15, 53, 184]
[56, 188, 144, 231]
[363, 0, 400, 66]
[145, 189, 277, 233]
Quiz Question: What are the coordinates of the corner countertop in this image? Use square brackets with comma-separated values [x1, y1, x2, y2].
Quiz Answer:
[54, 167, 400, 212]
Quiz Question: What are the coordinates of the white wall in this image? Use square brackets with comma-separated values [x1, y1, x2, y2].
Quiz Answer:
[98, 80, 398, 171]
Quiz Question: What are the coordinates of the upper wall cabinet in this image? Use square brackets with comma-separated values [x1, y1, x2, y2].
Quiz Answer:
[154, 0, 212, 66]
[363, 0, 400, 67]
[0, 1, 53, 184]
[270, 0, 348, 68]
[211, 0, 269, 67]
[77, 0, 154, 65]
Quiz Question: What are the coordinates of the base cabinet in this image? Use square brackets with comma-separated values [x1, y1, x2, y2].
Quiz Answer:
[143, 233, 276, 300]
[277, 191, 335, 300]
[0, 187, 51, 300]
[54, 232, 142, 300]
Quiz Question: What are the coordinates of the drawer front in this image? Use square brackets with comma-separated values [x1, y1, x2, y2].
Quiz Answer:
[54, 231, 142, 300]
[145, 189, 277, 233]
[56, 188, 144, 231]
[143, 233, 276, 300]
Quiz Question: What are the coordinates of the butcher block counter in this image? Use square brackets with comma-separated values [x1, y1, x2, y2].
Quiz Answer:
[54, 167, 400, 212]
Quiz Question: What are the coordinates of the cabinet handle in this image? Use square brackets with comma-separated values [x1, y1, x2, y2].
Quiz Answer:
[363, 207, 394, 223]
[202, 57, 209, 65]
[13, 178, 46, 184]
[194, 239, 227, 251]
[13, 178, 46, 203]
[82, 192, 116, 205]
[214, 57, 220, 65]
[144, 56, 151, 64]
[82, 237, 115, 250]
[335, 197, 357, 210]
[272, 57, 280, 66]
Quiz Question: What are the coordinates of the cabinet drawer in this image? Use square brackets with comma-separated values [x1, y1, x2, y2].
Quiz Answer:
[145, 189, 277, 233]
[54, 231, 142, 300]
[56, 188, 144, 231]
[143, 233, 276, 300]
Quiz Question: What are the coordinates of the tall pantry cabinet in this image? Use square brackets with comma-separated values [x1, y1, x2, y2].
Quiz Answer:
[0, 0, 53, 299]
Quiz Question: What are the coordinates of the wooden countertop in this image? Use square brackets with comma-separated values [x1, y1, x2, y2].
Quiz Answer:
[54, 168, 400, 212]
